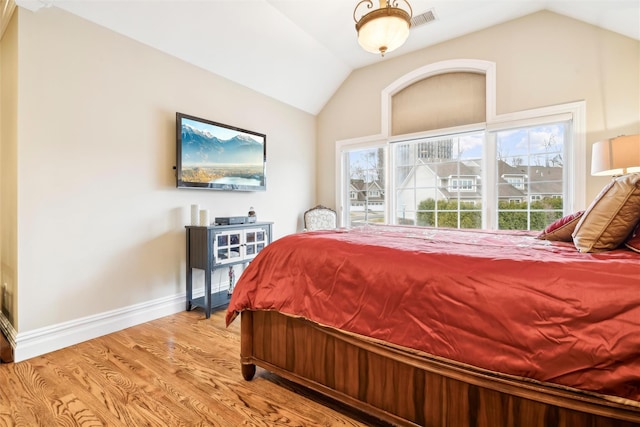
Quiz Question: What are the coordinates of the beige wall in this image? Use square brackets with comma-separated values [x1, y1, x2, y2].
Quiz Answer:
[8, 6, 315, 333]
[317, 10, 640, 209]
[0, 9, 18, 328]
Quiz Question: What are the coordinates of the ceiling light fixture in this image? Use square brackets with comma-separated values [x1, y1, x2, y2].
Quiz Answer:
[354, 0, 412, 57]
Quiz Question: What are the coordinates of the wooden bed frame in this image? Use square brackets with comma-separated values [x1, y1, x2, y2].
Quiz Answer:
[239, 310, 640, 427]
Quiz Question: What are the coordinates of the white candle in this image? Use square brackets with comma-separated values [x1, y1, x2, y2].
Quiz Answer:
[199, 209, 210, 226]
[191, 204, 200, 226]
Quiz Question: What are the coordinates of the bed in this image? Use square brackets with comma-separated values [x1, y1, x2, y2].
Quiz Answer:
[225, 224, 640, 426]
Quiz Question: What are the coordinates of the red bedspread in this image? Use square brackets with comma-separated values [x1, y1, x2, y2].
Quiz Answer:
[226, 225, 640, 402]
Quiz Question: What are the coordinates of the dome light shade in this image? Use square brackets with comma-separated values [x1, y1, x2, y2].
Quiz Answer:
[354, 0, 412, 56]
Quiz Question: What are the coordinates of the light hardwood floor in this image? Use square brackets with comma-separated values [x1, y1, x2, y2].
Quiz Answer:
[0, 309, 391, 426]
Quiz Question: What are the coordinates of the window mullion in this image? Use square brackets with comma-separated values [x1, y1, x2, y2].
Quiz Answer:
[483, 132, 496, 229]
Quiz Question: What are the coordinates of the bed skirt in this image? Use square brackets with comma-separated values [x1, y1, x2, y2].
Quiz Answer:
[239, 310, 640, 427]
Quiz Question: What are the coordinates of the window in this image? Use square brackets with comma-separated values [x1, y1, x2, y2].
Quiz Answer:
[337, 61, 585, 230]
[495, 123, 566, 230]
[393, 132, 483, 228]
[339, 111, 580, 231]
[450, 178, 475, 191]
[504, 176, 525, 190]
[340, 145, 386, 227]
[339, 113, 581, 231]
[390, 121, 570, 230]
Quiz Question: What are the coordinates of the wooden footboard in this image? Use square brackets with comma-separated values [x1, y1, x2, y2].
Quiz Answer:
[240, 310, 640, 427]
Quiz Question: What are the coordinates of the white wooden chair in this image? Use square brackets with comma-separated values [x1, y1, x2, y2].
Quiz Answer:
[303, 205, 337, 231]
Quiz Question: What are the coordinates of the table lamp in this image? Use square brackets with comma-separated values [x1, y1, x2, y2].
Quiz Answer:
[591, 134, 640, 176]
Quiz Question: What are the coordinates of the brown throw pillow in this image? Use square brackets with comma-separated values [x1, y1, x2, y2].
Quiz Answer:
[537, 211, 584, 241]
[572, 173, 640, 253]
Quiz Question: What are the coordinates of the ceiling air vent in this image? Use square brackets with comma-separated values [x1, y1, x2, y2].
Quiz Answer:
[411, 9, 437, 28]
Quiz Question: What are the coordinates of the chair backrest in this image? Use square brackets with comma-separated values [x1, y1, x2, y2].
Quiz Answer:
[304, 205, 337, 231]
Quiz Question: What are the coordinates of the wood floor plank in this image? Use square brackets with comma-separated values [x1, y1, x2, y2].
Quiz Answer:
[0, 364, 43, 427]
[0, 310, 388, 426]
[53, 347, 172, 426]
[66, 336, 231, 426]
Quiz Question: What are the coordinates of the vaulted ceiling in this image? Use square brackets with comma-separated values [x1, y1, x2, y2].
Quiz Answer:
[13, 0, 640, 115]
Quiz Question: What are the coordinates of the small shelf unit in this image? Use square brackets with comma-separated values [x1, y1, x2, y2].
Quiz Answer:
[185, 222, 273, 318]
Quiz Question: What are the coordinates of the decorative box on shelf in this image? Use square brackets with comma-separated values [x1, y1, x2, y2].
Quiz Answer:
[185, 222, 273, 318]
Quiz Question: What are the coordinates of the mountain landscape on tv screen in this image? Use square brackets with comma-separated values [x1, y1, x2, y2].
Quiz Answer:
[181, 123, 263, 165]
[180, 123, 265, 186]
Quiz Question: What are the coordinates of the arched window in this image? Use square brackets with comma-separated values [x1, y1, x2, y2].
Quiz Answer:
[337, 60, 585, 229]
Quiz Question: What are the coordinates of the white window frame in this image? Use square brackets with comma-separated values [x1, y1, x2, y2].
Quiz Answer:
[335, 136, 388, 227]
[485, 106, 585, 228]
[336, 59, 586, 229]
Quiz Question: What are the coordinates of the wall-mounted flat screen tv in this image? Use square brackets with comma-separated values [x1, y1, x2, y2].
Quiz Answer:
[176, 112, 266, 191]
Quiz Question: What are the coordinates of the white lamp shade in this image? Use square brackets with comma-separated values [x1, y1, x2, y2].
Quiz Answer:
[591, 134, 640, 176]
[358, 14, 410, 54]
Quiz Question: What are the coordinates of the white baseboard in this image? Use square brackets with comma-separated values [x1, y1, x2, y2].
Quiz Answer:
[10, 293, 187, 362]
